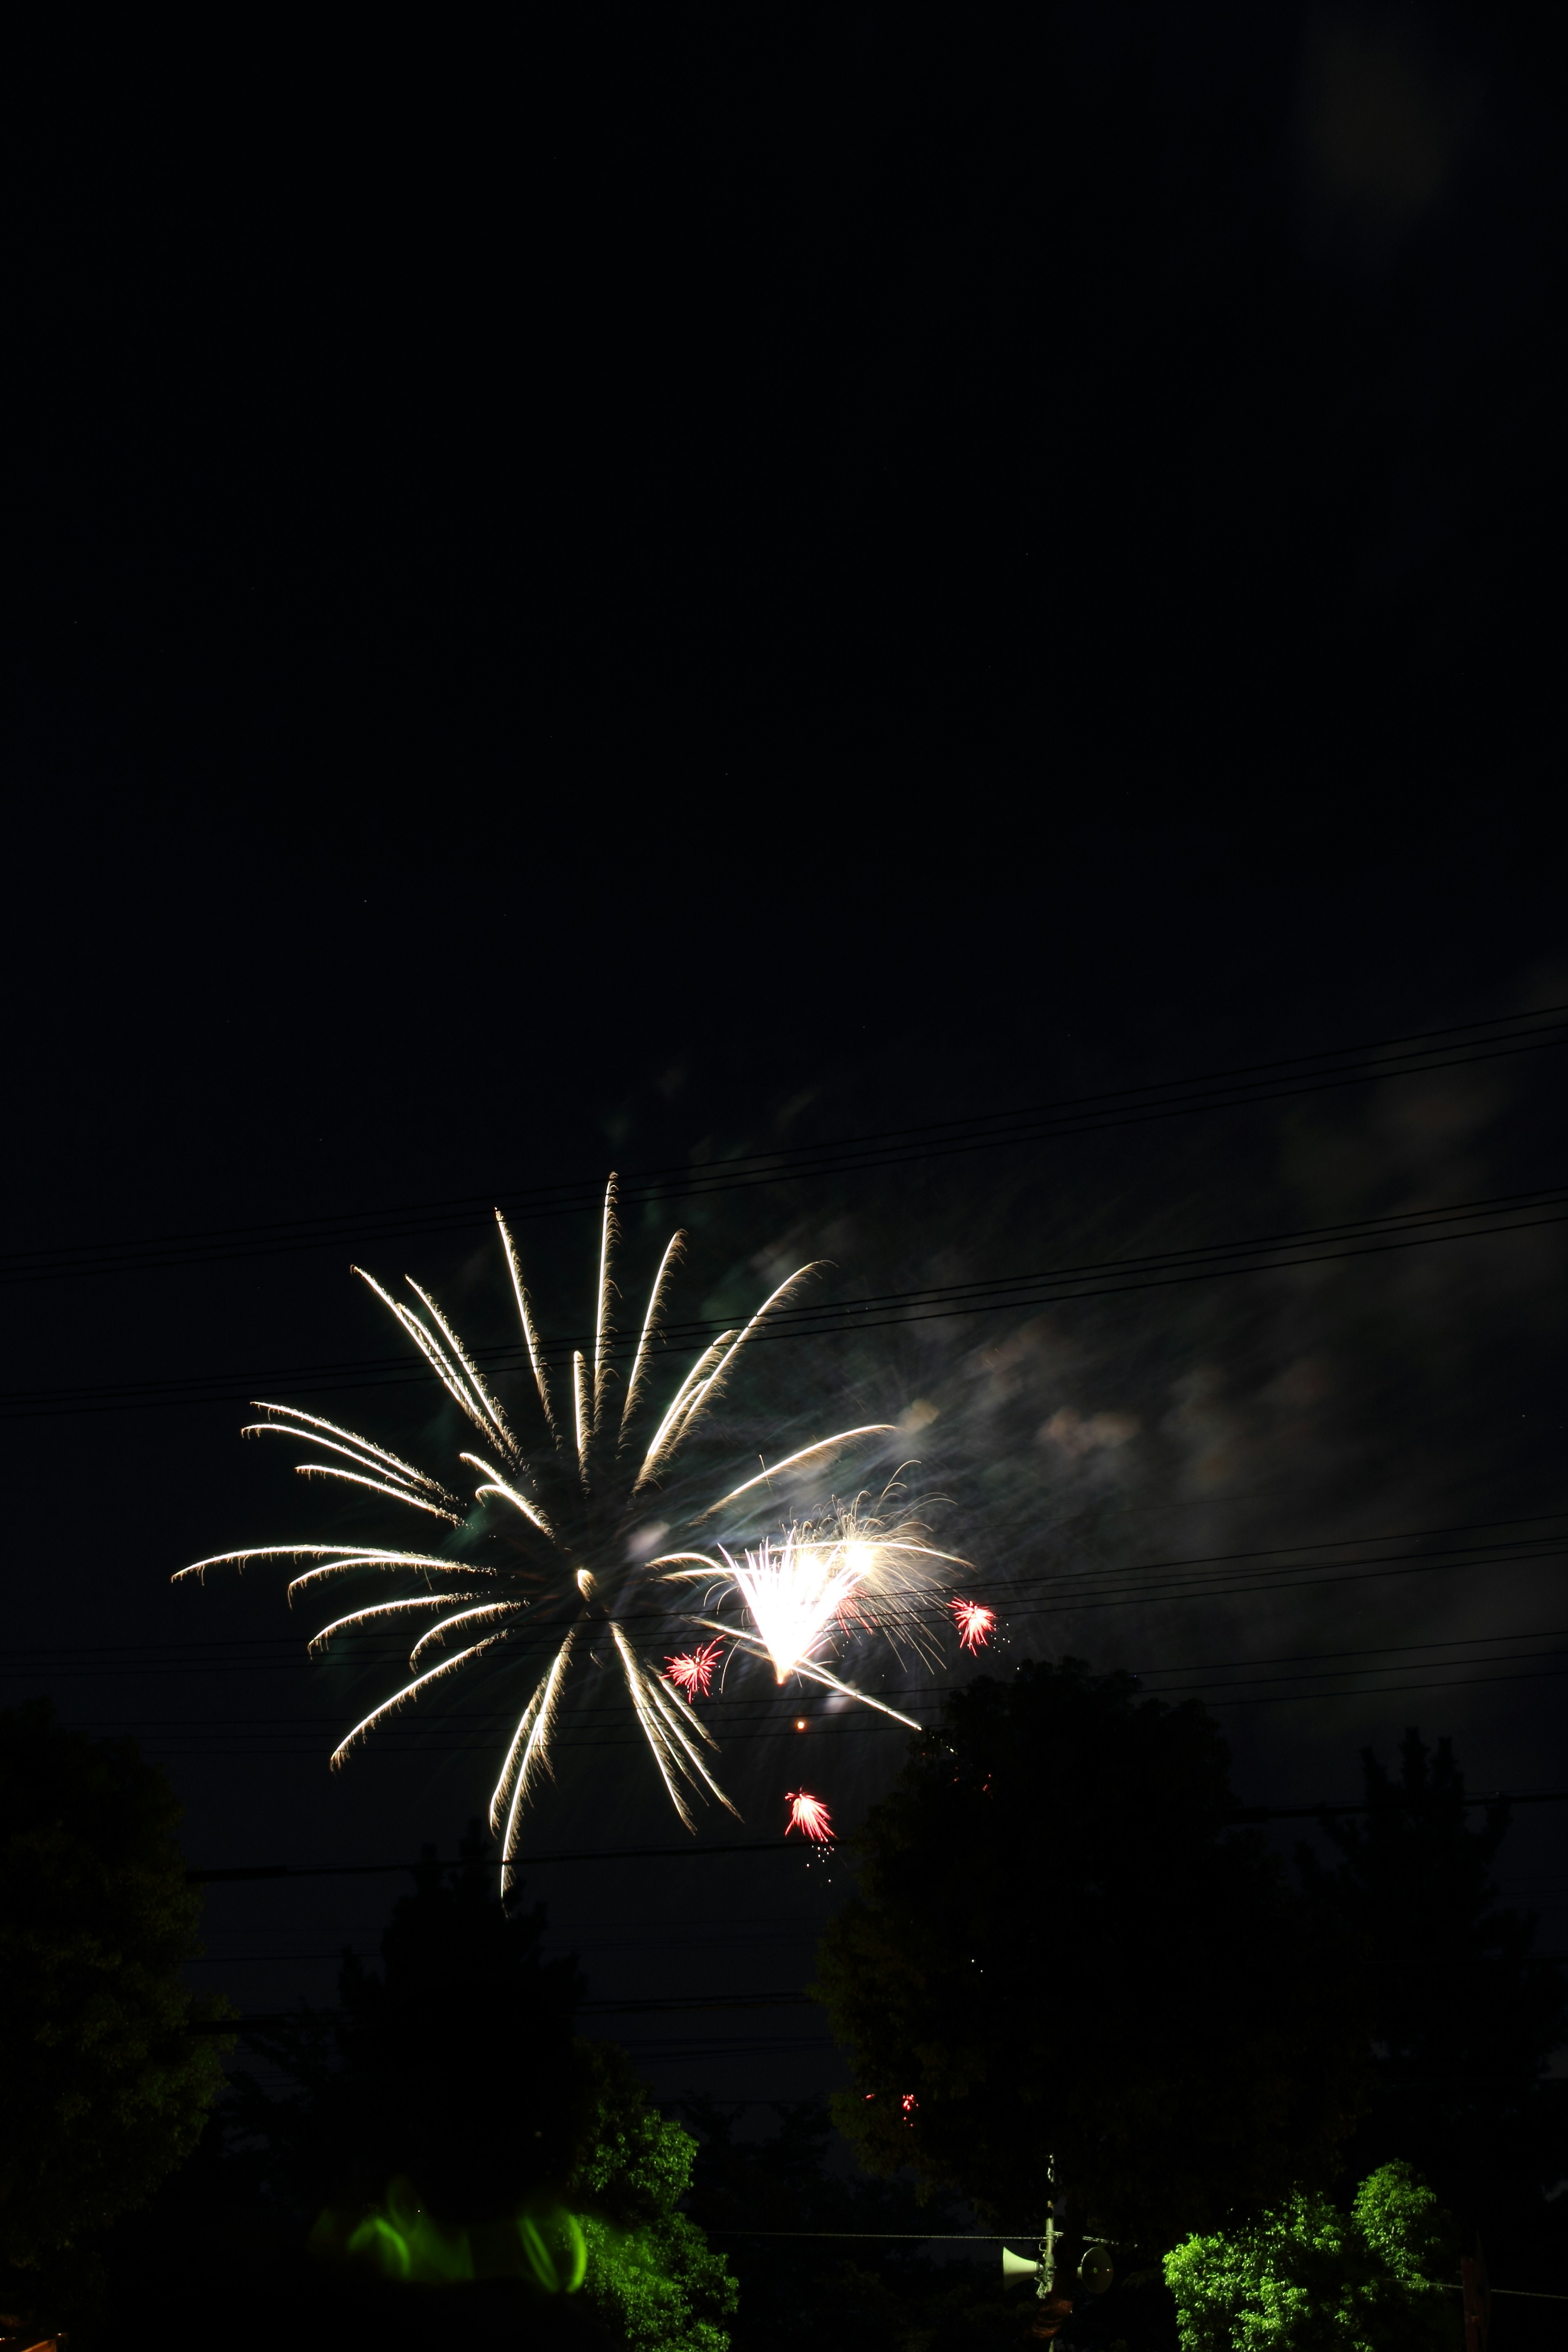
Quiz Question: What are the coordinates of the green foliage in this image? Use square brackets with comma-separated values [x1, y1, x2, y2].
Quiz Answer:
[579, 2212, 735, 2352]
[815, 1660, 1368, 2250]
[1163, 2163, 1457, 2352]
[0, 1698, 227, 2265]
[567, 2045, 737, 2350]
[1298, 1729, 1567, 2256]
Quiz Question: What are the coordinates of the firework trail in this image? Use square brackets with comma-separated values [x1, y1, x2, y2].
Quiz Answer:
[177, 1178, 982, 1887]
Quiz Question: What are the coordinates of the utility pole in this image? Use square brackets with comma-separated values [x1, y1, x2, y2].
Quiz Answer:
[1461, 2235, 1490, 2352]
[1038, 2153, 1056, 2301]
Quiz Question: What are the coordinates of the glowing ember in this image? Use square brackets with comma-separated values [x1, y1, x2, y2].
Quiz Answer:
[785, 1789, 833, 1842]
[949, 1597, 995, 1652]
[664, 1638, 724, 1698]
[900, 2093, 919, 2119]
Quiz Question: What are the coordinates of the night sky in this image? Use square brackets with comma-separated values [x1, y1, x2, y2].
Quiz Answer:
[3, 3, 1564, 2126]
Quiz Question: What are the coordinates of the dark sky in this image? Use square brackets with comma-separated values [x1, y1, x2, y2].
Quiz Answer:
[3, 2, 1564, 2114]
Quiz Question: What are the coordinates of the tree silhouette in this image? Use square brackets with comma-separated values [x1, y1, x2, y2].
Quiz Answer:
[815, 1660, 1368, 2254]
[221, 1824, 735, 2348]
[0, 1699, 226, 2274]
[1300, 1729, 1567, 2284]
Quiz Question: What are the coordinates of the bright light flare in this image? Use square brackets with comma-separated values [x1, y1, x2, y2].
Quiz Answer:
[949, 1597, 995, 1651]
[786, 1789, 833, 1842]
[664, 1638, 724, 1698]
[678, 1512, 959, 1686]
[723, 1532, 877, 1684]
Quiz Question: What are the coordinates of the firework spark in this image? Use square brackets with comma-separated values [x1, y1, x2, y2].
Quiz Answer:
[177, 1178, 910, 1890]
[786, 1789, 833, 1842]
[658, 1507, 965, 1727]
[949, 1597, 995, 1651]
[664, 1638, 724, 1699]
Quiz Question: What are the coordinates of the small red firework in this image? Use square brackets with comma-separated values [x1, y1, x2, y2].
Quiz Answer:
[664, 1638, 724, 1699]
[900, 2093, 919, 2122]
[949, 1597, 995, 1652]
[785, 1789, 833, 1842]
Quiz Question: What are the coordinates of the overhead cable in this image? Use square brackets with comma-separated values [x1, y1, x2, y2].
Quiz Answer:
[5, 1181, 1564, 1420]
[6, 1003, 1565, 1288]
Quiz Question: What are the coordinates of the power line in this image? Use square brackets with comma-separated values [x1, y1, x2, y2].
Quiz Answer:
[181, 1789, 1568, 1882]
[6, 1182, 1565, 1419]
[7, 1004, 1566, 1288]
[55, 1627, 1568, 1732]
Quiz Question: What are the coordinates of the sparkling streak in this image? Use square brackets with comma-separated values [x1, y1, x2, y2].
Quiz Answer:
[641, 1665, 738, 1815]
[665, 1265, 824, 1446]
[330, 1633, 509, 1766]
[354, 1270, 498, 1441]
[292, 1465, 463, 1522]
[174, 1544, 461, 1585]
[283, 1552, 474, 1600]
[572, 1352, 590, 1472]
[461, 1453, 555, 1539]
[612, 1624, 697, 1829]
[243, 1425, 425, 1491]
[696, 1622, 924, 1728]
[495, 1210, 557, 1435]
[786, 1790, 833, 1841]
[621, 1230, 686, 1438]
[593, 1177, 618, 1429]
[693, 1427, 897, 1520]
[245, 1405, 451, 1494]
[308, 1595, 490, 1652]
[634, 1334, 733, 1492]
[495, 1629, 578, 1887]
[409, 1600, 520, 1664]
[786, 1655, 922, 1729]
[405, 1279, 518, 1459]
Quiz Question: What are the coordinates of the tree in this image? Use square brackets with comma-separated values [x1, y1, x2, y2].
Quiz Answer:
[571, 2082, 737, 2352]
[1163, 2162, 1456, 2352]
[1298, 1729, 1568, 2281]
[0, 1699, 226, 2270]
[234, 1827, 589, 2217]
[224, 1828, 737, 2350]
[815, 1660, 1368, 2253]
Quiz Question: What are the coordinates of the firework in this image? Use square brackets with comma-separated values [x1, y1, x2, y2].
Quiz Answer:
[664, 1638, 724, 1699]
[949, 1597, 995, 1651]
[786, 1789, 833, 1841]
[176, 1178, 910, 1889]
[657, 1505, 966, 1728]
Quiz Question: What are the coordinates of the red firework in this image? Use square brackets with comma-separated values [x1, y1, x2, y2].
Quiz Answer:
[785, 1789, 833, 1842]
[664, 1637, 724, 1698]
[949, 1597, 995, 1652]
